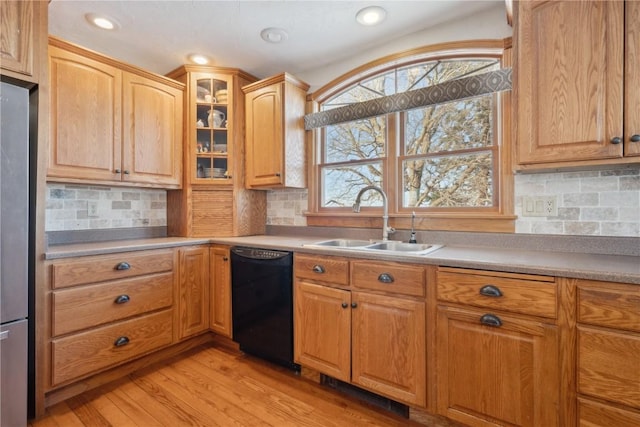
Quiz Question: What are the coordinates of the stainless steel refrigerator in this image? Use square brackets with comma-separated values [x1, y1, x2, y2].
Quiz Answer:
[1, 81, 30, 426]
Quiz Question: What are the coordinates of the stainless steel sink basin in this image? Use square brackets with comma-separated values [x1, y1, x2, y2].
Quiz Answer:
[303, 239, 443, 256]
[365, 241, 439, 253]
[310, 239, 372, 248]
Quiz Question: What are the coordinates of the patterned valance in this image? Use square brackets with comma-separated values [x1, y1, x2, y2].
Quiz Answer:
[304, 68, 512, 130]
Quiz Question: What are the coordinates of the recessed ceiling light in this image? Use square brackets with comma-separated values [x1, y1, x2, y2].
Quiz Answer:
[260, 27, 289, 44]
[85, 13, 119, 30]
[189, 54, 210, 65]
[356, 6, 387, 26]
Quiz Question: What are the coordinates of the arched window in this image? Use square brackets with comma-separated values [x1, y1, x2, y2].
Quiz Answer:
[306, 40, 515, 232]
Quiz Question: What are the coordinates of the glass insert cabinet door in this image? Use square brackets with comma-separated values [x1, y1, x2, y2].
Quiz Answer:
[194, 76, 230, 182]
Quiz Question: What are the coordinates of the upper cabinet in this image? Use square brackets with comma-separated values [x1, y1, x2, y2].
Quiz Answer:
[243, 73, 309, 189]
[0, 0, 46, 83]
[47, 37, 183, 189]
[515, 1, 639, 170]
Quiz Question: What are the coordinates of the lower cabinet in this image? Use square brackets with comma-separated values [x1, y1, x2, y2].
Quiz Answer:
[436, 267, 559, 427]
[294, 254, 427, 407]
[177, 245, 210, 340]
[209, 245, 232, 337]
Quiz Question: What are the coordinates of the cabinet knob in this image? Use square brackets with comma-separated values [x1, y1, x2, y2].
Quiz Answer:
[222, 257, 229, 261]
[275, 172, 281, 177]
[631, 134, 640, 143]
[341, 302, 348, 309]
[480, 314, 502, 328]
[312, 265, 325, 274]
[115, 169, 121, 174]
[115, 262, 131, 271]
[123, 170, 130, 175]
[378, 273, 394, 283]
[351, 302, 358, 309]
[611, 136, 622, 145]
[114, 336, 130, 347]
[479, 285, 503, 298]
[114, 294, 130, 304]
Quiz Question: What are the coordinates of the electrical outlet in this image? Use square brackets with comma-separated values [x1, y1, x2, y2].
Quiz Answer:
[521, 196, 557, 217]
[87, 201, 99, 217]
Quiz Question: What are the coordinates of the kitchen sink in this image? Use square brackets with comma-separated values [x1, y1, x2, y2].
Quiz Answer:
[303, 239, 443, 256]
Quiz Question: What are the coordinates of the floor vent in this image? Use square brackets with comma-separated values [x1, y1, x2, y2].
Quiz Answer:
[320, 374, 409, 418]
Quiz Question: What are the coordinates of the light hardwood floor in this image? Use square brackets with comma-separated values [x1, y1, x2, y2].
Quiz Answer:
[30, 343, 460, 426]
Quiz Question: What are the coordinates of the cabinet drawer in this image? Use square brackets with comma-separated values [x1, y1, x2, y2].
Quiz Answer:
[578, 327, 640, 409]
[51, 309, 173, 386]
[351, 261, 425, 297]
[52, 272, 174, 337]
[295, 254, 349, 286]
[51, 249, 174, 289]
[578, 397, 640, 427]
[437, 268, 557, 318]
[577, 281, 640, 333]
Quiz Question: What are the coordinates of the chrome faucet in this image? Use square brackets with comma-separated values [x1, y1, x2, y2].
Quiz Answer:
[352, 185, 395, 241]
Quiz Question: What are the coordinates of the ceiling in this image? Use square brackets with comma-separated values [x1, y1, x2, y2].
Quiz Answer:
[48, 1, 504, 83]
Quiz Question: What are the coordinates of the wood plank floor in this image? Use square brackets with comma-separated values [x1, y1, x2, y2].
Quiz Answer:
[30, 343, 462, 426]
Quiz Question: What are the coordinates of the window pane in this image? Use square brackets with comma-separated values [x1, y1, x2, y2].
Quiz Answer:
[322, 163, 382, 207]
[325, 118, 386, 163]
[405, 95, 493, 155]
[403, 152, 493, 208]
[397, 59, 499, 92]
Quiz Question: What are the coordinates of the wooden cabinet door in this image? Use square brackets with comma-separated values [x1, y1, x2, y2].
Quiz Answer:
[209, 245, 231, 337]
[0, 0, 34, 78]
[245, 82, 284, 188]
[122, 72, 182, 187]
[351, 292, 426, 407]
[294, 280, 351, 382]
[515, 1, 624, 165]
[437, 305, 559, 427]
[48, 45, 122, 182]
[178, 246, 210, 339]
[625, 1, 640, 157]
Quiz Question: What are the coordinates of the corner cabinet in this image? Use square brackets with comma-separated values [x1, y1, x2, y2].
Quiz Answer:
[243, 73, 309, 189]
[47, 37, 183, 188]
[166, 65, 266, 237]
[515, 1, 640, 169]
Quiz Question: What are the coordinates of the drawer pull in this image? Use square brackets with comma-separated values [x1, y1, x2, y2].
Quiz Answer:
[115, 262, 131, 271]
[378, 273, 394, 283]
[312, 265, 325, 274]
[479, 285, 503, 298]
[351, 302, 358, 309]
[631, 134, 640, 143]
[341, 302, 348, 309]
[480, 314, 502, 328]
[114, 294, 130, 304]
[114, 336, 130, 347]
[611, 136, 622, 145]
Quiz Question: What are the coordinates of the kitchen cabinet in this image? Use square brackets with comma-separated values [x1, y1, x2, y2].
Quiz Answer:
[209, 245, 232, 337]
[243, 73, 309, 189]
[46, 249, 176, 387]
[47, 37, 183, 188]
[166, 65, 266, 237]
[177, 245, 210, 340]
[574, 279, 640, 426]
[515, 1, 640, 169]
[436, 267, 559, 426]
[294, 254, 427, 407]
[0, 0, 46, 83]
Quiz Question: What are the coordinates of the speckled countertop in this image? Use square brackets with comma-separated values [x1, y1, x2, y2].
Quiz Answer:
[45, 234, 640, 285]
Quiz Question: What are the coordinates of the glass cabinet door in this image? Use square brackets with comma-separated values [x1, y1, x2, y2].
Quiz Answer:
[194, 76, 230, 183]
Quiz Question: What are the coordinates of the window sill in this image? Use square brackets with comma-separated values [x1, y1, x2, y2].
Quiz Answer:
[304, 212, 516, 233]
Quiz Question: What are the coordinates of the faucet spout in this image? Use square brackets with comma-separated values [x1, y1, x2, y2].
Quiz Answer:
[353, 185, 394, 241]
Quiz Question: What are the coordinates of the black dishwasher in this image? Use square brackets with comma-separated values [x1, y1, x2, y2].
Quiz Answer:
[230, 247, 299, 371]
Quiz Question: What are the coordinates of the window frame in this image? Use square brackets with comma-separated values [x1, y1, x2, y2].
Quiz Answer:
[305, 39, 515, 233]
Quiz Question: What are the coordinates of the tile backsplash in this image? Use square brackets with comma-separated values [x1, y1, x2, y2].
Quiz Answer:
[46, 167, 640, 238]
[45, 183, 167, 231]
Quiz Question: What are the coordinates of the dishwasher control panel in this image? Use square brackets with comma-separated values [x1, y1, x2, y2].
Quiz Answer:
[230, 246, 290, 260]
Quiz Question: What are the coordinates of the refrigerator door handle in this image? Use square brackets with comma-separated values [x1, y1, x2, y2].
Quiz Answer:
[0, 330, 9, 340]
